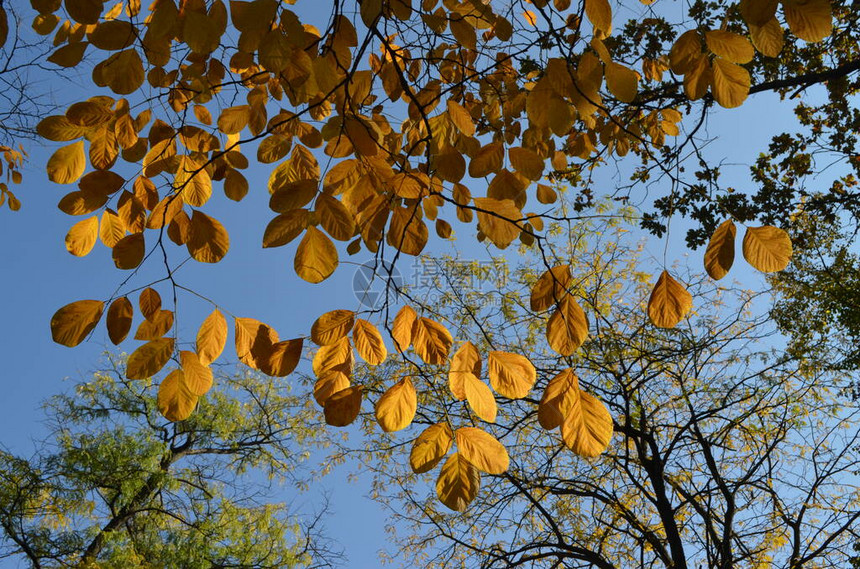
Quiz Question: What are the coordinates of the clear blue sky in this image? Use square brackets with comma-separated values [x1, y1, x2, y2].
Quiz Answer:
[0, 5, 815, 566]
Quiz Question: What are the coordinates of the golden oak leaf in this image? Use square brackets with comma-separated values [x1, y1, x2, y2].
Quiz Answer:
[196, 309, 227, 366]
[375, 376, 418, 432]
[126, 337, 175, 379]
[106, 296, 133, 345]
[410, 423, 454, 474]
[436, 452, 480, 511]
[560, 390, 613, 458]
[157, 369, 198, 422]
[180, 350, 214, 396]
[324, 385, 363, 427]
[742, 225, 792, 272]
[50, 299, 104, 347]
[411, 317, 453, 365]
[647, 270, 692, 328]
[311, 309, 355, 346]
[487, 351, 536, 399]
[353, 319, 387, 365]
[295, 226, 337, 283]
[65, 216, 99, 257]
[703, 219, 736, 280]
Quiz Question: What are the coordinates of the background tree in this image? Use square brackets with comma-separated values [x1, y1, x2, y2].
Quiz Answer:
[330, 212, 860, 568]
[0, 357, 341, 568]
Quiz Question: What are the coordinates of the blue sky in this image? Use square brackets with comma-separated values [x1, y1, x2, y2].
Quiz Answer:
[0, 3, 820, 566]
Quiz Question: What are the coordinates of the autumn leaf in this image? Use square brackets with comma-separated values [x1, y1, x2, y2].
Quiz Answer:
[311, 310, 355, 346]
[353, 319, 387, 365]
[375, 377, 417, 432]
[157, 369, 198, 422]
[743, 225, 792, 272]
[704, 219, 736, 280]
[647, 270, 692, 328]
[324, 385, 363, 427]
[51, 299, 105, 347]
[126, 337, 175, 380]
[436, 453, 480, 511]
[196, 309, 227, 366]
[455, 427, 509, 474]
[410, 423, 454, 474]
[487, 351, 536, 399]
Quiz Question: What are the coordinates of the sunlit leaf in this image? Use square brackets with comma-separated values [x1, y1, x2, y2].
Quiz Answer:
[106, 296, 133, 345]
[411, 317, 453, 365]
[455, 427, 508, 474]
[449, 341, 482, 401]
[742, 225, 792, 272]
[126, 337, 174, 379]
[391, 305, 416, 352]
[157, 369, 198, 422]
[180, 350, 214, 396]
[462, 374, 497, 423]
[410, 422, 454, 474]
[51, 299, 104, 347]
[703, 219, 736, 280]
[196, 309, 228, 366]
[546, 295, 589, 356]
[311, 310, 355, 346]
[375, 376, 417, 432]
[353, 319, 387, 365]
[65, 216, 99, 257]
[436, 452, 480, 512]
[487, 351, 536, 399]
[295, 226, 337, 283]
[647, 270, 692, 329]
[324, 385, 363, 427]
[560, 390, 613, 458]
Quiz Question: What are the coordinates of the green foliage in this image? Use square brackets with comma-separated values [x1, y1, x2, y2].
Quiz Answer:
[0, 358, 338, 568]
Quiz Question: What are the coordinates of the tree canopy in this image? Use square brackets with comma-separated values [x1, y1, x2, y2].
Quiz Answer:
[1, 0, 858, 519]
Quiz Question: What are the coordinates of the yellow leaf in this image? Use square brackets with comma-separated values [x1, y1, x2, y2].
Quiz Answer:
[112, 232, 145, 269]
[262, 209, 309, 248]
[102, 49, 145, 95]
[455, 427, 508, 474]
[324, 385, 363, 427]
[605, 62, 638, 103]
[65, 216, 98, 257]
[106, 296, 133, 345]
[312, 337, 354, 376]
[703, 219, 736, 280]
[705, 30, 755, 63]
[37, 116, 87, 142]
[313, 369, 351, 406]
[449, 341, 482, 400]
[560, 390, 613, 458]
[447, 100, 475, 137]
[217, 105, 250, 134]
[521, 10, 537, 26]
[261, 338, 303, 377]
[234, 317, 277, 371]
[463, 374, 497, 423]
[537, 184, 557, 204]
[316, 194, 355, 241]
[50, 299, 104, 347]
[739, 0, 778, 26]
[188, 210, 230, 263]
[311, 309, 355, 346]
[47, 141, 86, 184]
[546, 295, 589, 356]
[195, 309, 227, 366]
[126, 337, 175, 379]
[387, 206, 428, 256]
[410, 423, 454, 474]
[99, 209, 125, 247]
[647, 270, 692, 328]
[749, 17, 784, 58]
[742, 225, 792, 272]
[157, 369, 198, 422]
[711, 58, 750, 109]
[436, 452, 480, 511]
[391, 305, 416, 352]
[375, 376, 418, 432]
[538, 368, 580, 430]
[295, 226, 338, 283]
[139, 288, 161, 320]
[353, 319, 387, 365]
[133, 309, 173, 340]
[180, 350, 213, 396]
[177, 165, 212, 208]
[669, 30, 702, 75]
[684, 54, 712, 100]
[530, 264, 571, 312]
[508, 147, 544, 181]
[89, 20, 136, 50]
[468, 141, 503, 178]
[584, 0, 612, 35]
[487, 351, 536, 399]
[783, 0, 832, 43]
[48, 42, 88, 67]
[473, 197, 522, 249]
[411, 317, 453, 365]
